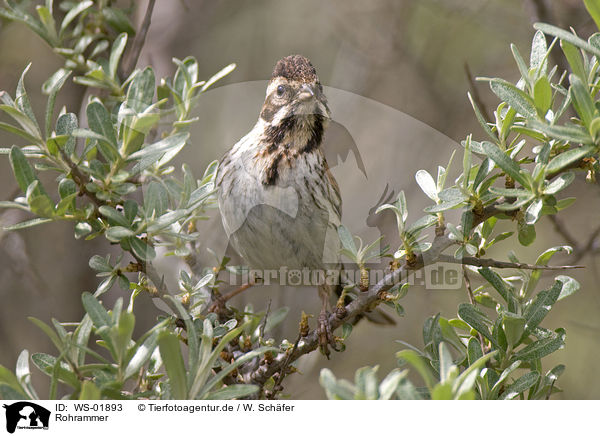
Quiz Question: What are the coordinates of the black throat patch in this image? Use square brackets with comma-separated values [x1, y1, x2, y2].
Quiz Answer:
[262, 113, 325, 185]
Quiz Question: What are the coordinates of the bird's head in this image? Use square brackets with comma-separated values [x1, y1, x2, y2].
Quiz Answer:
[260, 55, 329, 127]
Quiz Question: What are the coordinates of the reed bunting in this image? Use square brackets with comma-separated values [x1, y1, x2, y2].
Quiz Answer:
[217, 55, 342, 356]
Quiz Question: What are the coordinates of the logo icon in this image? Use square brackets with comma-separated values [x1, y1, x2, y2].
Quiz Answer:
[3, 402, 50, 433]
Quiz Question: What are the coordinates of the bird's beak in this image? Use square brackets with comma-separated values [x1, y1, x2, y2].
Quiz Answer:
[297, 84, 316, 101]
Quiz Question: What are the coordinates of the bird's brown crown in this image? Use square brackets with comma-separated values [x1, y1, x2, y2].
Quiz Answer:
[271, 55, 318, 83]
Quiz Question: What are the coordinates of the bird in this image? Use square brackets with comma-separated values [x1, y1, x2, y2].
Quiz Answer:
[216, 55, 343, 356]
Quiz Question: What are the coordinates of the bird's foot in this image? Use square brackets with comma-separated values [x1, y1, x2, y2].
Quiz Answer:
[318, 310, 340, 358]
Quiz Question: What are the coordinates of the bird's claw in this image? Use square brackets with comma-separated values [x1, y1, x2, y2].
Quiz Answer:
[318, 311, 340, 358]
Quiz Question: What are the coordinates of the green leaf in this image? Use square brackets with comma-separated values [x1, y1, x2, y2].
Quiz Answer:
[463, 136, 472, 189]
[0, 105, 41, 141]
[320, 368, 355, 400]
[467, 337, 483, 366]
[415, 169, 438, 201]
[490, 360, 522, 398]
[528, 119, 593, 144]
[431, 382, 453, 400]
[127, 132, 190, 173]
[530, 30, 548, 74]
[438, 342, 454, 383]
[56, 113, 77, 155]
[481, 141, 529, 188]
[379, 370, 407, 400]
[74, 222, 92, 239]
[89, 254, 112, 273]
[99, 205, 129, 227]
[144, 181, 169, 217]
[35, 5, 58, 45]
[26, 180, 54, 217]
[489, 78, 537, 119]
[73, 315, 93, 366]
[569, 74, 595, 127]
[109, 33, 128, 80]
[204, 384, 259, 400]
[561, 42, 586, 83]
[338, 225, 357, 256]
[15, 349, 38, 400]
[125, 67, 155, 113]
[405, 214, 437, 235]
[473, 158, 494, 191]
[467, 92, 496, 141]
[9, 146, 41, 193]
[43, 68, 71, 140]
[0, 364, 28, 398]
[79, 380, 101, 400]
[0, 384, 27, 400]
[525, 280, 562, 333]
[533, 76, 552, 115]
[15, 63, 41, 133]
[396, 349, 436, 390]
[585, 0, 600, 30]
[106, 226, 135, 242]
[423, 199, 464, 213]
[354, 366, 380, 400]
[101, 8, 134, 34]
[524, 198, 543, 225]
[128, 237, 156, 261]
[3, 217, 52, 231]
[543, 172, 575, 194]
[556, 275, 580, 301]
[86, 101, 118, 159]
[546, 144, 596, 175]
[31, 353, 79, 389]
[173, 57, 198, 96]
[201, 63, 236, 92]
[59, 0, 93, 35]
[81, 292, 112, 329]
[534, 23, 600, 58]
[28, 317, 63, 353]
[478, 267, 516, 310]
[453, 350, 497, 399]
[146, 210, 187, 234]
[114, 311, 135, 363]
[510, 44, 530, 84]
[502, 313, 526, 348]
[124, 330, 160, 380]
[518, 220, 536, 246]
[513, 330, 565, 361]
[0, 121, 40, 144]
[488, 187, 532, 197]
[499, 371, 540, 400]
[158, 330, 187, 399]
[197, 346, 277, 399]
[457, 303, 498, 348]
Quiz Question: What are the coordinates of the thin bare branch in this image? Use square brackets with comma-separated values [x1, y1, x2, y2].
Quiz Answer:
[548, 215, 578, 248]
[438, 254, 584, 270]
[208, 283, 254, 313]
[120, 0, 156, 80]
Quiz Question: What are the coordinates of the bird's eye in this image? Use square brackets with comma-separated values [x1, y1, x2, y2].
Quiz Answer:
[276, 85, 286, 97]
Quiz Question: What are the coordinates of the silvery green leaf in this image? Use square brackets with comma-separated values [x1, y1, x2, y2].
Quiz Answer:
[415, 169, 438, 201]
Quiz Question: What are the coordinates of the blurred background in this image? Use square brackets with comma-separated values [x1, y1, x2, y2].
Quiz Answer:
[1, 0, 599, 399]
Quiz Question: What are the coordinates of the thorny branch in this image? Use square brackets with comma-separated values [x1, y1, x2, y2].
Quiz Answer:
[240, 202, 582, 390]
[438, 254, 584, 270]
